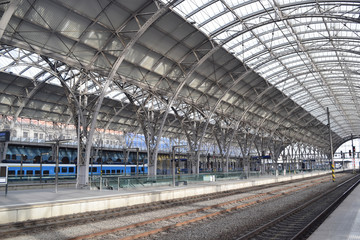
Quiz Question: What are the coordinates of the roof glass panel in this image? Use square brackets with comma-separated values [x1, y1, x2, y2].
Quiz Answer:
[21, 67, 43, 79]
[167, 0, 360, 138]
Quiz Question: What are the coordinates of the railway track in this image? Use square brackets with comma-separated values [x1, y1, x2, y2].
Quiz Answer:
[0, 173, 349, 240]
[67, 176, 334, 240]
[0, 176, 322, 238]
[236, 174, 360, 240]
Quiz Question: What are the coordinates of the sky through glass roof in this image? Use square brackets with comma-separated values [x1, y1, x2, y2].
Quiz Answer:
[163, 0, 360, 138]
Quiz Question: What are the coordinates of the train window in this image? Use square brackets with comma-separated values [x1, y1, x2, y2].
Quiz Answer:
[111, 169, 115, 174]
[69, 167, 74, 173]
[89, 167, 97, 173]
[106, 170, 110, 174]
[43, 170, 49, 176]
[8, 170, 15, 176]
[35, 170, 40, 175]
[55, 167, 60, 173]
[18, 170, 24, 176]
[62, 167, 68, 173]
[27, 170, 34, 175]
[117, 170, 120, 174]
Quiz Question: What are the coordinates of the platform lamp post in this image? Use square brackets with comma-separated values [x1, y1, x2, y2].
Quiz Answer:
[172, 145, 187, 187]
[46, 138, 71, 193]
[351, 134, 356, 174]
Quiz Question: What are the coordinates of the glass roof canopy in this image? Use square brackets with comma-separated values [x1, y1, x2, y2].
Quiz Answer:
[166, 0, 360, 138]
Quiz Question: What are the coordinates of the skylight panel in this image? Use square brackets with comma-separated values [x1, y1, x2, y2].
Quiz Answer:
[22, 54, 39, 64]
[216, 31, 232, 41]
[223, 0, 242, 8]
[292, 91, 308, 101]
[37, 72, 52, 81]
[204, 1, 225, 16]
[8, 66, 27, 75]
[242, 1, 263, 16]
[0, 56, 13, 68]
[190, 1, 226, 25]
[7, 48, 22, 59]
[201, 21, 218, 35]
[21, 67, 43, 79]
[173, 0, 199, 16]
[48, 78, 61, 86]
[206, 12, 236, 35]
[347, 22, 360, 32]
[285, 4, 314, 16]
[161, 0, 360, 137]
[311, 108, 325, 118]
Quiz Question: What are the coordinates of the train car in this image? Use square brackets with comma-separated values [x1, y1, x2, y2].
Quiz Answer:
[89, 163, 148, 176]
[0, 163, 148, 180]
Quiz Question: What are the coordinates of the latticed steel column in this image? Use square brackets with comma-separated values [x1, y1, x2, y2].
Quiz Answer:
[79, 1, 177, 181]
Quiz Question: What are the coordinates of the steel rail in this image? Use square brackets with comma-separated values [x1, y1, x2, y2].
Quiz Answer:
[236, 174, 360, 240]
[292, 176, 360, 240]
[69, 177, 331, 240]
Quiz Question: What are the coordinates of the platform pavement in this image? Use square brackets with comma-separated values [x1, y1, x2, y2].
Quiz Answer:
[0, 171, 330, 225]
[308, 183, 360, 240]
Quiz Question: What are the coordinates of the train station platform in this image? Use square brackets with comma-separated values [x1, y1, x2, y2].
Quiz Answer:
[0, 171, 330, 225]
[308, 183, 360, 240]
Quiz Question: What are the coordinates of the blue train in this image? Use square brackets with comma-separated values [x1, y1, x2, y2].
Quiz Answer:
[0, 163, 148, 178]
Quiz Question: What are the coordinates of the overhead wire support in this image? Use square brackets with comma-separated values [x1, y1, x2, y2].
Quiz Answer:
[327, 107, 335, 182]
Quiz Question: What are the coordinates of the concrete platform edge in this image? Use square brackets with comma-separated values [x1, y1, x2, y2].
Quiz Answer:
[0, 171, 330, 224]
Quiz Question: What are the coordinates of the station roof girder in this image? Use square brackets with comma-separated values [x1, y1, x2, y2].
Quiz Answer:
[0, 0, 357, 151]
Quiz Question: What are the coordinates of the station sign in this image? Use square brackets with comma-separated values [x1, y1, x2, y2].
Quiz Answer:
[0, 131, 10, 142]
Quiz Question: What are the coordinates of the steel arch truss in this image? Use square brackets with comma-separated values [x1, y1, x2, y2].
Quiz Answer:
[1, 0, 356, 181]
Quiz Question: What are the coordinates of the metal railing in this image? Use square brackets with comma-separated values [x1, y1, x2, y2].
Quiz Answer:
[88, 168, 332, 191]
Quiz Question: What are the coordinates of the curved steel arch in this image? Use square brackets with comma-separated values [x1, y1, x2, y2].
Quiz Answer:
[209, 5, 360, 39]
[172, 4, 350, 152]
[0, 56, 86, 127]
[2, 0, 360, 172]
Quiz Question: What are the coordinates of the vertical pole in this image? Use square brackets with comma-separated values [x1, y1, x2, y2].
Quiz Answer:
[124, 148, 127, 176]
[40, 153, 43, 183]
[76, 108, 80, 189]
[352, 134, 355, 173]
[143, 151, 145, 176]
[55, 141, 59, 193]
[327, 108, 335, 182]
[172, 146, 175, 187]
[20, 154, 23, 180]
[118, 177, 120, 191]
[100, 176, 102, 191]
[101, 149, 103, 177]
[136, 148, 139, 176]
[90, 154, 94, 187]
